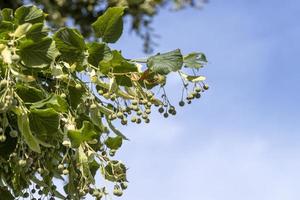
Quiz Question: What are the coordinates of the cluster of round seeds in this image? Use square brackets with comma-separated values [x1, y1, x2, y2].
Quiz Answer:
[0, 86, 17, 113]
[179, 83, 209, 107]
[21, 184, 56, 200]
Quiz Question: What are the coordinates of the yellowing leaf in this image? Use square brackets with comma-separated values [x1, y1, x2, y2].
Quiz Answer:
[13, 23, 32, 38]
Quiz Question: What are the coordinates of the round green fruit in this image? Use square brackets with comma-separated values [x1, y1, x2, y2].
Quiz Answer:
[9, 130, 18, 138]
[18, 159, 27, 167]
[203, 84, 209, 90]
[179, 101, 185, 107]
[75, 83, 82, 89]
[158, 107, 164, 113]
[12, 54, 20, 62]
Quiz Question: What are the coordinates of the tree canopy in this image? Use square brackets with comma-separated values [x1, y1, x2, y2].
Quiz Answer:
[1, 0, 207, 53]
[0, 4, 208, 200]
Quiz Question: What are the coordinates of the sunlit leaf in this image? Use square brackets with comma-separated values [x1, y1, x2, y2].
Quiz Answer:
[147, 49, 183, 75]
[183, 52, 207, 69]
[92, 7, 125, 43]
[105, 136, 123, 150]
[15, 5, 45, 24]
[68, 121, 98, 148]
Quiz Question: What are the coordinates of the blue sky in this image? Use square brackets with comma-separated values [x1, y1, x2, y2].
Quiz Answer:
[109, 0, 300, 199]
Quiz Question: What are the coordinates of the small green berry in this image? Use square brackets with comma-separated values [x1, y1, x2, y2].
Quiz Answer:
[158, 107, 164, 113]
[12, 54, 20, 62]
[120, 182, 128, 190]
[117, 111, 123, 118]
[90, 103, 97, 109]
[98, 89, 104, 95]
[121, 119, 127, 125]
[23, 192, 29, 198]
[179, 101, 185, 107]
[131, 116, 137, 123]
[203, 84, 209, 90]
[18, 159, 27, 167]
[37, 168, 44, 174]
[91, 76, 98, 83]
[0, 134, 6, 142]
[60, 93, 67, 98]
[142, 113, 148, 119]
[62, 169, 69, 175]
[75, 83, 82, 89]
[58, 164, 64, 171]
[132, 99, 138, 105]
[195, 87, 201, 93]
[109, 149, 116, 157]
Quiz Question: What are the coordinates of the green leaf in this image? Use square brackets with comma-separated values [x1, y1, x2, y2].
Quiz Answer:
[108, 77, 118, 94]
[78, 146, 95, 184]
[99, 50, 137, 86]
[29, 108, 60, 140]
[104, 160, 127, 182]
[0, 9, 14, 36]
[147, 49, 183, 75]
[53, 28, 86, 64]
[68, 85, 85, 109]
[106, 117, 129, 140]
[1, 47, 12, 64]
[13, 23, 32, 38]
[15, 84, 44, 103]
[0, 187, 14, 200]
[19, 38, 59, 68]
[92, 7, 125, 43]
[183, 52, 207, 69]
[180, 72, 206, 82]
[26, 23, 49, 41]
[98, 104, 114, 116]
[90, 107, 106, 132]
[89, 160, 100, 177]
[31, 94, 68, 113]
[99, 51, 137, 74]
[17, 113, 41, 153]
[0, 21, 13, 37]
[87, 42, 111, 67]
[96, 80, 134, 99]
[15, 5, 45, 25]
[1, 9, 14, 22]
[105, 136, 123, 150]
[139, 70, 166, 89]
[68, 121, 98, 148]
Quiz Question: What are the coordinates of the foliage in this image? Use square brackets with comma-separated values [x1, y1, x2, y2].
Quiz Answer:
[0, 5, 208, 200]
[0, 0, 208, 53]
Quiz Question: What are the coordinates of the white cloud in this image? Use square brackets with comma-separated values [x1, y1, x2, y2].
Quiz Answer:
[120, 128, 300, 200]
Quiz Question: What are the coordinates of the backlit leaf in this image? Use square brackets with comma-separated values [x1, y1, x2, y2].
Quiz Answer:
[15, 5, 45, 24]
[183, 52, 207, 69]
[92, 7, 125, 43]
[147, 49, 183, 75]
